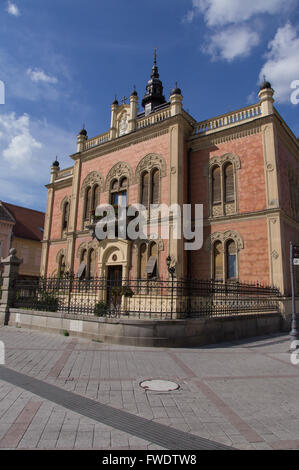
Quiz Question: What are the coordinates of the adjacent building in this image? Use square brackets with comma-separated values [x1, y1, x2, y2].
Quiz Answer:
[41, 55, 299, 296]
[0, 201, 45, 279]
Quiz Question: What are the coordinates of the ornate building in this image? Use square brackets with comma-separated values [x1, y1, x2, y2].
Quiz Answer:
[41, 56, 299, 296]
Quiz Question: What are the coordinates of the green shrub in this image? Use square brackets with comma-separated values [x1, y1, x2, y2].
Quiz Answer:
[94, 301, 108, 317]
[36, 291, 59, 312]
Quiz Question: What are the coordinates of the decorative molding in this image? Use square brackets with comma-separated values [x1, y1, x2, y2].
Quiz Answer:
[134, 153, 167, 182]
[60, 195, 71, 211]
[56, 248, 66, 263]
[271, 250, 279, 260]
[204, 153, 241, 176]
[132, 238, 164, 252]
[205, 230, 244, 252]
[191, 124, 262, 151]
[80, 171, 104, 197]
[105, 162, 133, 191]
[77, 240, 98, 260]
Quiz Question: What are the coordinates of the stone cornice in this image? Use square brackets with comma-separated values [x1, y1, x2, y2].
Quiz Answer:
[46, 178, 72, 190]
[202, 207, 282, 226]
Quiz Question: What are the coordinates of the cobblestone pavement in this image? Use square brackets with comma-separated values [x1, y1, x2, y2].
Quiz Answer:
[0, 326, 298, 450]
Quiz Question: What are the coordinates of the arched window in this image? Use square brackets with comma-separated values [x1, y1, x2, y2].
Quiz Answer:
[214, 241, 223, 281]
[212, 166, 221, 205]
[141, 172, 149, 208]
[91, 185, 100, 212]
[149, 242, 158, 278]
[88, 249, 96, 279]
[62, 202, 69, 231]
[110, 178, 127, 207]
[226, 240, 237, 280]
[139, 243, 147, 279]
[224, 163, 234, 203]
[151, 169, 160, 205]
[81, 249, 87, 265]
[58, 255, 66, 278]
[84, 187, 92, 220]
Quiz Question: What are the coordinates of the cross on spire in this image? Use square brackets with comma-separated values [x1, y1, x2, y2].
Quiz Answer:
[121, 96, 127, 105]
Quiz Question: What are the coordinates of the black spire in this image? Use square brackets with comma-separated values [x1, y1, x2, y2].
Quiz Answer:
[142, 48, 166, 115]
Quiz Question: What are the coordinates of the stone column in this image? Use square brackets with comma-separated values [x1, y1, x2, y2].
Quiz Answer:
[0, 248, 23, 326]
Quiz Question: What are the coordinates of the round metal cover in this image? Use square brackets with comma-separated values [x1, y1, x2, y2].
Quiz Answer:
[140, 379, 179, 392]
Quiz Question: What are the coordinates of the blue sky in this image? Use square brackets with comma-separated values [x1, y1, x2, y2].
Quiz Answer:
[0, 0, 298, 211]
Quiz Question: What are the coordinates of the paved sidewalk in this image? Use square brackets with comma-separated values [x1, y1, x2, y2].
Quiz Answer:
[0, 326, 298, 450]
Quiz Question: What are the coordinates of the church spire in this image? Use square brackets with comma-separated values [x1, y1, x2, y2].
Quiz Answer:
[142, 49, 166, 115]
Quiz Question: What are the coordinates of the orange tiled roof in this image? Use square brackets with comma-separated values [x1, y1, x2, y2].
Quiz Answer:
[1, 202, 45, 241]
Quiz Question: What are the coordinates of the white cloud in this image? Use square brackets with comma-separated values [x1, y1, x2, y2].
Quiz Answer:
[0, 113, 75, 210]
[6, 1, 20, 17]
[27, 68, 58, 85]
[1, 114, 42, 169]
[260, 23, 299, 103]
[204, 25, 260, 61]
[185, 0, 293, 26]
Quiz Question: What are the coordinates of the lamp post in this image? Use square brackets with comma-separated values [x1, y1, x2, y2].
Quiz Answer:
[166, 255, 175, 319]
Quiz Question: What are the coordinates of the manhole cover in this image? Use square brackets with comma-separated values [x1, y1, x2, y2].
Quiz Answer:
[140, 379, 180, 392]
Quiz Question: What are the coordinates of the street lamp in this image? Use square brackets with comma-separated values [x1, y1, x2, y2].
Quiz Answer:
[166, 255, 176, 319]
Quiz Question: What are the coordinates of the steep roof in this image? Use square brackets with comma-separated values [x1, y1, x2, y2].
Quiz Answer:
[1, 202, 45, 242]
[0, 202, 15, 223]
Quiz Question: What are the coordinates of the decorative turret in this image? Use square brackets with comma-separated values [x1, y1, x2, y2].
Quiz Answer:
[258, 76, 274, 116]
[170, 82, 183, 116]
[50, 157, 60, 183]
[77, 125, 88, 152]
[142, 49, 166, 116]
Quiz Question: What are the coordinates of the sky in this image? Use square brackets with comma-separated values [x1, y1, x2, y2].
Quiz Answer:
[0, 0, 298, 212]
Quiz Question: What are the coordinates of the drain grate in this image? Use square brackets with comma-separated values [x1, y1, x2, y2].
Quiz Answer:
[140, 379, 180, 392]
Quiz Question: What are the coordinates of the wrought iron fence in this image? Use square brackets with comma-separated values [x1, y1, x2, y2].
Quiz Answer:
[12, 276, 281, 319]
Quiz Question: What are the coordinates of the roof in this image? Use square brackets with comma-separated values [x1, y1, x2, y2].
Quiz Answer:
[0, 202, 15, 223]
[1, 202, 45, 241]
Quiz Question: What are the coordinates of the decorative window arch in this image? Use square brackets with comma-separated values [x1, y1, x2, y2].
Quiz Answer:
[205, 231, 244, 281]
[206, 153, 241, 218]
[134, 238, 164, 279]
[77, 241, 98, 279]
[105, 162, 133, 193]
[134, 154, 167, 208]
[80, 171, 104, 226]
[56, 249, 67, 278]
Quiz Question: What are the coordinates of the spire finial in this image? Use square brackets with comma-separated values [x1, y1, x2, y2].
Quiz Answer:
[52, 156, 60, 168]
[154, 47, 157, 65]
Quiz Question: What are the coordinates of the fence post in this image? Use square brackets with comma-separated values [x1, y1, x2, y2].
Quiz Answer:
[0, 248, 23, 326]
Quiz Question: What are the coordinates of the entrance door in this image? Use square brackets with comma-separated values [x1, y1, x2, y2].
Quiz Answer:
[107, 266, 123, 311]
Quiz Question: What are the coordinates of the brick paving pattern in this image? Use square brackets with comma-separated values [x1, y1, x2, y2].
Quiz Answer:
[0, 327, 298, 450]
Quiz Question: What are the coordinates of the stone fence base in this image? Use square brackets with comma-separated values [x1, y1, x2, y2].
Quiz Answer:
[6, 308, 291, 348]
